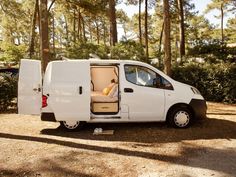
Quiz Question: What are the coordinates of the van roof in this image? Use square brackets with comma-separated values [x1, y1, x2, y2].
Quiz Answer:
[50, 59, 145, 65]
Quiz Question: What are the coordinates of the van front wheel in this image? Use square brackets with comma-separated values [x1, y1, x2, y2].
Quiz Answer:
[60, 121, 84, 131]
[168, 107, 192, 128]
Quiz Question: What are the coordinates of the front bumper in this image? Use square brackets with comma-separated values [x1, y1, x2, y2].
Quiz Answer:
[189, 99, 207, 119]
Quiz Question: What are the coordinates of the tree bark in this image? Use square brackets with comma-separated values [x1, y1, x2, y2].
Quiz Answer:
[177, 0, 185, 61]
[163, 0, 171, 76]
[77, 8, 82, 41]
[109, 0, 117, 46]
[52, 12, 55, 55]
[88, 20, 93, 42]
[144, 0, 149, 61]
[95, 20, 100, 44]
[158, 22, 164, 68]
[103, 18, 107, 45]
[81, 15, 86, 42]
[40, 0, 49, 72]
[159, 22, 164, 55]
[29, 0, 39, 58]
[138, 0, 142, 44]
[37, 0, 41, 33]
[220, 3, 224, 43]
[64, 15, 69, 46]
[73, 8, 76, 44]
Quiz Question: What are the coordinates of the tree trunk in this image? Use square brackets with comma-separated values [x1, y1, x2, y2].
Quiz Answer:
[177, 0, 185, 61]
[159, 21, 164, 67]
[40, 0, 49, 72]
[139, 0, 142, 44]
[163, 0, 171, 76]
[37, 1, 41, 37]
[73, 8, 76, 44]
[29, 0, 39, 58]
[103, 18, 107, 45]
[96, 20, 100, 44]
[81, 15, 86, 42]
[109, 0, 117, 46]
[144, 0, 149, 61]
[88, 20, 93, 42]
[159, 22, 164, 55]
[52, 12, 55, 55]
[220, 3, 224, 43]
[64, 15, 69, 46]
[77, 8, 82, 41]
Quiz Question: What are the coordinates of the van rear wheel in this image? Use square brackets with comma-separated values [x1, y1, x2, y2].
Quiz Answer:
[168, 107, 192, 128]
[60, 121, 84, 131]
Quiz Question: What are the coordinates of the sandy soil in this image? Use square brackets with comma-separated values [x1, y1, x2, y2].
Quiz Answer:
[0, 102, 236, 177]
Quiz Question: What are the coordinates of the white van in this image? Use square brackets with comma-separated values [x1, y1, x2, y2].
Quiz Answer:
[18, 59, 207, 130]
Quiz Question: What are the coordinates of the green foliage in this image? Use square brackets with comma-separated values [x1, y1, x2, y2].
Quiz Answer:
[65, 40, 146, 61]
[172, 63, 236, 103]
[187, 39, 236, 63]
[0, 73, 18, 112]
[226, 18, 236, 43]
[111, 40, 145, 61]
[204, 0, 232, 17]
[0, 42, 27, 62]
[65, 43, 109, 59]
[188, 39, 226, 58]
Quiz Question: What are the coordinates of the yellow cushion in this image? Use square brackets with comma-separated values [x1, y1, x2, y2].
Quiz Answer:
[103, 87, 111, 95]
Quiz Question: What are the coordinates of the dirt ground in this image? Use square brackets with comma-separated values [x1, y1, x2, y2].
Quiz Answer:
[0, 102, 236, 177]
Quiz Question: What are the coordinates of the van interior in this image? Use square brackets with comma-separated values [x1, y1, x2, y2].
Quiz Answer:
[90, 65, 119, 114]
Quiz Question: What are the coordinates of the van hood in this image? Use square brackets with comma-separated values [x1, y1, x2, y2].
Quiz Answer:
[172, 80, 205, 100]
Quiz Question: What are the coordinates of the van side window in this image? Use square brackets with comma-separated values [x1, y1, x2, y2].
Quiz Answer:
[162, 77, 173, 90]
[124, 65, 174, 90]
[124, 65, 157, 88]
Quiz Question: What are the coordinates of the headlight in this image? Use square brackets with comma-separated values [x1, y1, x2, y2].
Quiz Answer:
[191, 87, 201, 94]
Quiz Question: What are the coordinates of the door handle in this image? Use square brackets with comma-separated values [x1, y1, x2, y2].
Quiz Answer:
[124, 88, 133, 93]
[33, 88, 41, 92]
[79, 86, 82, 94]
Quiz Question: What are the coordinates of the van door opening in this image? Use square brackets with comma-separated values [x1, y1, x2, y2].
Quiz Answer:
[90, 65, 119, 115]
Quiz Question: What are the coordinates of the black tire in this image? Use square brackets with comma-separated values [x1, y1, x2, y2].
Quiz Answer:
[60, 121, 85, 131]
[167, 107, 193, 128]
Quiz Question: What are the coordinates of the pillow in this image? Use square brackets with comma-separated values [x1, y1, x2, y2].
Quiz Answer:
[102, 87, 111, 95]
[108, 84, 118, 97]
[102, 83, 115, 95]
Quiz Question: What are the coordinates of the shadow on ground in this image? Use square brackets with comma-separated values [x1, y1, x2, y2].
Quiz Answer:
[0, 117, 236, 176]
[40, 117, 236, 144]
[0, 125, 236, 176]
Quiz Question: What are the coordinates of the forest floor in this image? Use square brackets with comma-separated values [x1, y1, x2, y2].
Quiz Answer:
[0, 102, 236, 177]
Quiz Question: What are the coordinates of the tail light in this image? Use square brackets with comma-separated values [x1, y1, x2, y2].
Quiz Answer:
[42, 95, 48, 108]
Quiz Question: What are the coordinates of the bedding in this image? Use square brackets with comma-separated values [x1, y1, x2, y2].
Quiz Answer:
[91, 84, 118, 103]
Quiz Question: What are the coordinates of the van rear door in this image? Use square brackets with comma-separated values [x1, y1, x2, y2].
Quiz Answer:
[48, 60, 90, 121]
[18, 59, 42, 115]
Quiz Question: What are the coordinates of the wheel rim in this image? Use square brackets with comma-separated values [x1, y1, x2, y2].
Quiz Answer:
[63, 121, 80, 130]
[174, 111, 190, 127]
